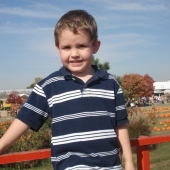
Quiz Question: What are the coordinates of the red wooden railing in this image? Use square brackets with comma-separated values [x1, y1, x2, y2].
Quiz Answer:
[0, 135, 170, 170]
[130, 135, 170, 170]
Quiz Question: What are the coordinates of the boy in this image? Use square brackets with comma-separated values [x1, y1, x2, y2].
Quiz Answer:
[0, 10, 135, 170]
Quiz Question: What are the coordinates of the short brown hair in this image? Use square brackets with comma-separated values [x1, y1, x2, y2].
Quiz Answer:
[54, 10, 98, 47]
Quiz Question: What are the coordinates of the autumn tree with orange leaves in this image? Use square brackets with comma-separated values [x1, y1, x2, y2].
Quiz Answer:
[143, 74, 154, 97]
[121, 73, 154, 99]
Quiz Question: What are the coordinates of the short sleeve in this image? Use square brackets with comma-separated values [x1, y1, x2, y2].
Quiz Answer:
[115, 85, 129, 127]
[16, 84, 50, 131]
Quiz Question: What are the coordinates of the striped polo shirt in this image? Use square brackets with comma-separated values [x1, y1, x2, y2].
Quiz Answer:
[16, 65, 128, 170]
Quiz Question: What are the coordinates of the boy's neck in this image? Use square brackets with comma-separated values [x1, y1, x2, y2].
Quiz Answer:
[72, 67, 95, 83]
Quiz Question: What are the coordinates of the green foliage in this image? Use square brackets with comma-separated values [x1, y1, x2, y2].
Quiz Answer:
[92, 56, 110, 70]
[123, 89, 129, 102]
[114, 75, 122, 85]
[27, 77, 42, 89]
[0, 118, 52, 169]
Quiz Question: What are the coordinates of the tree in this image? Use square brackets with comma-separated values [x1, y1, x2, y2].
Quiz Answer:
[27, 77, 42, 89]
[114, 75, 122, 85]
[143, 74, 154, 97]
[92, 56, 110, 70]
[121, 74, 146, 99]
[6, 91, 22, 104]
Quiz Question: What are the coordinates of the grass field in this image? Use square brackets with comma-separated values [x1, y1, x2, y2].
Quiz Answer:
[149, 103, 170, 170]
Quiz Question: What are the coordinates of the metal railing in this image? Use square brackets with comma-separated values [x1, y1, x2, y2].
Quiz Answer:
[0, 135, 170, 170]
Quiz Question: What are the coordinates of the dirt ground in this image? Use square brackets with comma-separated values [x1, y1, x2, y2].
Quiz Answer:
[0, 110, 15, 122]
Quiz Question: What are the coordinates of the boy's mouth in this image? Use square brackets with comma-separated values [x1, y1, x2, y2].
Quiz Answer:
[70, 60, 82, 63]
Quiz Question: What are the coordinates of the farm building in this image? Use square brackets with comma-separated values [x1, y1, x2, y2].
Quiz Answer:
[153, 80, 170, 94]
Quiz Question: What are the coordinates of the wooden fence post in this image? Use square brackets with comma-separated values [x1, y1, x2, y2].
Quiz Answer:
[136, 145, 150, 170]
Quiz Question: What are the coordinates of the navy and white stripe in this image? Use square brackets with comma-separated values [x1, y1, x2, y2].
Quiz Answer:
[117, 87, 123, 94]
[48, 90, 80, 107]
[51, 129, 116, 146]
[48, 88, 115, 107]
[41, 76, 64, 88]
[51, 148, 119, 162]
[33, 84, 46, 97]
[52, 111, 115, 124]
[65, 165, 122, 170]
[116, 105, 126, 111]
[23, 103, 48, 117]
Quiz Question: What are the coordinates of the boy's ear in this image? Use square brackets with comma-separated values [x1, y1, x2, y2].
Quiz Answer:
[93, 40, 101, 54]
[55, 45, 60, 54]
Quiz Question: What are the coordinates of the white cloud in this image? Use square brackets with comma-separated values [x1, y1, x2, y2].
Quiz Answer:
[0, 22, 53, 34]
[0, 3, 61, 18]
[105, 1, 168, 12]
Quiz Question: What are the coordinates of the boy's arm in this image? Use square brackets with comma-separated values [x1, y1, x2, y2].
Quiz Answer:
[0, 118, 30, 154]
[116, 125, 135, 170]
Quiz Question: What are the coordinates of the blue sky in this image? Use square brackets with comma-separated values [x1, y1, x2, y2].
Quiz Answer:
[0, 0, 170, 89]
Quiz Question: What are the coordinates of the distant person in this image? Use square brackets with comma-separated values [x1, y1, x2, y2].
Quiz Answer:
[0, 101, 2, 117]
[0, 100, 3, 117]
[0, 101, 2, 109]
[161, 95, 164, 104]
[151, 95, 155, 109]
[130, 102, 135, 108]
[158, 96, 161, 103]
[0, 10, 135, 170]
[130, 98, 135, 108]
[125, 97, 131, 107]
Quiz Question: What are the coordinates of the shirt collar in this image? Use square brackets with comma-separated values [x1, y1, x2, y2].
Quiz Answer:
[60, 65, 109, 80]
[92, 65, 108, 79]
[60, 66, 72, 76]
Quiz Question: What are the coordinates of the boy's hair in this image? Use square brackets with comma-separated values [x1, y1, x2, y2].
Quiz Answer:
[54, 9, 98, 47]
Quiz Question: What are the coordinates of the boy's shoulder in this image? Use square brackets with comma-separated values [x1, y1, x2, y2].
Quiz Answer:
[92, 66, 120, 88]
[91, 65, 118, 81]
[43, 66, 73, 80]
[37, 67, 66, 86]
[103, 71, 120, 85]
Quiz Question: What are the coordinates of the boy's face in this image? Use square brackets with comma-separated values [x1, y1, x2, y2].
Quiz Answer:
[56, 29, 100, 77]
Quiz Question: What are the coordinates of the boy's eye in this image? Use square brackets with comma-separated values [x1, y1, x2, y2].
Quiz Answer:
[63, 46, 70, 50]
[79, 45, 85, 48]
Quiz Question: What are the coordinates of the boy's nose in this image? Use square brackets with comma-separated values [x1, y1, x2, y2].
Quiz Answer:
[71, 48, 79, 57]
